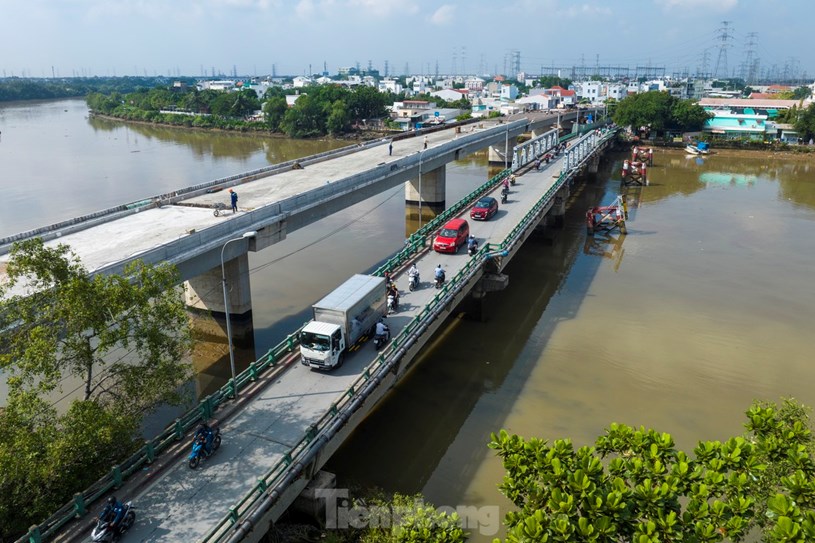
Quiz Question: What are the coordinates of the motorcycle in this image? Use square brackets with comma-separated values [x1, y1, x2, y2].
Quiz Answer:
[374, 324, 390, 349]
[434, 272, 446, 289]
[468, 243, 478, 257]
[387, 294, 398, 314]
[189, 425, 221, 469]
[91, 502, 136, 542]
[408, 273, 419, 292]
[501, 187, 509, 204]
[509, 175, 516, 186]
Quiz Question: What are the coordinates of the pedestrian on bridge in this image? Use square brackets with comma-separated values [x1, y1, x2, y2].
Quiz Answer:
[423, 136, 428, 150]
[229, 189, 238, 213]
[388, 140, 393, 156]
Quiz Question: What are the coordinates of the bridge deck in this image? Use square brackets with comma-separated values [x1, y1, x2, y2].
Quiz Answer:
[98, 150, 576, 542]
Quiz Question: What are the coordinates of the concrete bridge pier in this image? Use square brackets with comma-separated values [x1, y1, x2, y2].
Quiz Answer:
[549, 186, 570, 228]
[184, 253, 253, 316]
[588, 154, 600, 173]
[405, 165, 446, 231]
[487, 144, 509, 166]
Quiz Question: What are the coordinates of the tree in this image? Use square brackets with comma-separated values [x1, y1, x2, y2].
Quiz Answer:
[671, 99, 711, 131]
[613, 91, 675, 132]
[0, 238, 193, 540]
[263, 95, 288, 131]
[347, 85, 389, 122]
[0, 391, 138, 539]
[0, 238, 193, 412]
[489, 399, 815, 543]
[793, 103, 815, 141]
[326, 100, 351, 135]
[792, 87, 812, 100]
[280, 94, 327, 138]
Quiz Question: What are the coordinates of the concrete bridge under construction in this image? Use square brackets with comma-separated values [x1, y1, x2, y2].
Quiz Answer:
[11, 117, 618, 543]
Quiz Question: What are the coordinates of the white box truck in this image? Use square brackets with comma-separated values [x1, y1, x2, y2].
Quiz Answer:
[299, 274, 387, 370]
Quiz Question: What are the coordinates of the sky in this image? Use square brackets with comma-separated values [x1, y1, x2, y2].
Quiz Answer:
[1, 0, 813, 81]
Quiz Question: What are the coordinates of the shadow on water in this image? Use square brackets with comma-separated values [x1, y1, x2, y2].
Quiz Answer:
[324, 155, 625, 495]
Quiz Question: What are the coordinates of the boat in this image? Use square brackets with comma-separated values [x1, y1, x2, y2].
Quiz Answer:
[685, 141, 710, 155]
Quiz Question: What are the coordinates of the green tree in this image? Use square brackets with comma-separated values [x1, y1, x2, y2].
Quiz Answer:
[0, 238, 193, 539]
[347, 85, 389, 121]
[263, 95, 288, 131]
[353, 493, 467, 543]
[793, 103, 815, 141]
[0, 391, 138, 539]
[280, 94, 326, 138]
[489, 399, 815, 543]
[537, 76, 573, 89]
[613, 91, 675, 132]
[671, 99, 711, 131]
[792, 86, 812, 100]
[326, 100, 351, 135]
[0, 238, 193, 409]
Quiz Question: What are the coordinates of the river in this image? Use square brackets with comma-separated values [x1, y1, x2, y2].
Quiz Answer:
[2, 99, 815, 542]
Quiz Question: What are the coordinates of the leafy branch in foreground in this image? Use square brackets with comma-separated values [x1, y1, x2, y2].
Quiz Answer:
[489, 399, 815, 543]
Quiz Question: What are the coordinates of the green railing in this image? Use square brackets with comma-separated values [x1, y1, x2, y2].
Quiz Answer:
[20, 127, 619, 543]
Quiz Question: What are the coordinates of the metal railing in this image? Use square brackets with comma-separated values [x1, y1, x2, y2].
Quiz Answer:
[18, 126, 619, 543]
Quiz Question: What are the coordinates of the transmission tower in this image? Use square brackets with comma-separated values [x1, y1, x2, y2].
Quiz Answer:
[451, 47, 458, 75]
[384, 60, 389, 77]
[461, 46, 467, 75]
[741, 32, 758, 83]
[435, 60, 439, 78]
[510, 49, 521, 76]
[713, 21, 734, 79]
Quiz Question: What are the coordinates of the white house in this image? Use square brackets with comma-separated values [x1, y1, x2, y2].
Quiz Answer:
[500, 84, 519, 101]
[517, 94, 554, 110]
[431, 88, 467, 102]
[379, 79, 403, 94]
[199, 80, 236, 92]
[292, 76, 312, 88]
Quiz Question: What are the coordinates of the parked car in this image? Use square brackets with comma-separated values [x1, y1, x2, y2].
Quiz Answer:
[433, 218, 470, 253]
[470, 196, 498, 221]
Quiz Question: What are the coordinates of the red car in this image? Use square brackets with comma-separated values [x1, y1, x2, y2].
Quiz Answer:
[470, 196, 498, 221]
[433, 218, 470, 253]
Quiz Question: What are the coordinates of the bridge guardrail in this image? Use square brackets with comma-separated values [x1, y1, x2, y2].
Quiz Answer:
[18, 126, 618, 543]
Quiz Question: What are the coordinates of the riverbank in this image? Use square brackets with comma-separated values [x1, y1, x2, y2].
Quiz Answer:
[646, 138, 815, 158]
[89, 111, 396, 142]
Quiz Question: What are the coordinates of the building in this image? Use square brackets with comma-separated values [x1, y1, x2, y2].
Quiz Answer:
[500, 84, 519, 101]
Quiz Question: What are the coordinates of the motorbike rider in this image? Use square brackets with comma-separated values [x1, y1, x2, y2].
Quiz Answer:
[387, 284, 399, 309]
[408, 264, 420, 284]
[434, 264, 445, 285]
[194, 422, 214, 455]
[99, 496, 125, 533]
[503, 177, 510, 191]
[467, 235, 478, 254]
[375, 319, 389, 338]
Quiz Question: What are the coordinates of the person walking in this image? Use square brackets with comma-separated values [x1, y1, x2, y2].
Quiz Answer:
[423, 136, 428, 150]
[388, 140, 393, 156]
[229, 189, 238, 213]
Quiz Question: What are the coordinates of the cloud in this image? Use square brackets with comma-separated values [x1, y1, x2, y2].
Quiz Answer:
[347, 0, 415, 18]
[429, 4, 455, 25]
[556, 3, 612, 17]
[655, 0, 738, 11]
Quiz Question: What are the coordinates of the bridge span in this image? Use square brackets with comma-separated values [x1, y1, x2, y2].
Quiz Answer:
[0, 110, 594, 317]
[24, 125, 618, 543]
